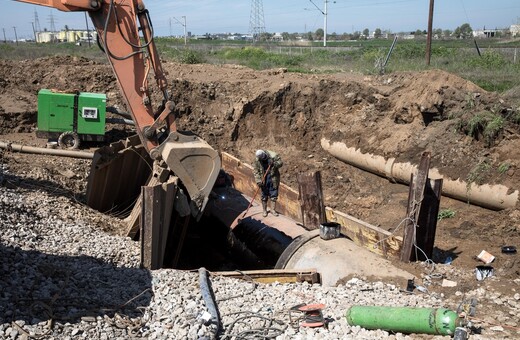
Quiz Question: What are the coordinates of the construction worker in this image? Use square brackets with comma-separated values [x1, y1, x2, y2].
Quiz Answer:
[253, 149, 283, 217]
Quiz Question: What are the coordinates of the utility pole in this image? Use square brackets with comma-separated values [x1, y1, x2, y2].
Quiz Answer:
[173, 17, 187, 45]
[426, 0, 434, 65]
[182, 16, 187, 46]
[13, 27, 18, 45]
[308, 0, 329, 47]
[2, 28, 6, 44]
[323, 0, 328, 47]
[84, 12, 91, 47]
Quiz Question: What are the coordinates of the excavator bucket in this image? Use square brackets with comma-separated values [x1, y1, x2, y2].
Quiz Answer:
[158, 131, 221, 219]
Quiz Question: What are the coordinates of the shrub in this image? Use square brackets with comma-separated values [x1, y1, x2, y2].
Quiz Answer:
[466, 50, 507, 69]
[180, 49, 204, 64]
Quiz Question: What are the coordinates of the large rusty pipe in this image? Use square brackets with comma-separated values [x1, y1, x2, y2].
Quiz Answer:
[0, 142, 94, 159]
[321, 138, 519, 210]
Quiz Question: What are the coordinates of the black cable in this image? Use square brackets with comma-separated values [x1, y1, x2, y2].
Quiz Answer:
[220, 312, 287, 340]
[217, 270, 258, 302]
[102, 0, 144, 61]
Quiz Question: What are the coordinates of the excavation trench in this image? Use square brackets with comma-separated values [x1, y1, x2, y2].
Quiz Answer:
[182, 186, 411, 286]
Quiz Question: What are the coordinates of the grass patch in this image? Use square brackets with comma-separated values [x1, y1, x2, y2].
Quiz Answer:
[459, 110, 506, 146]
[498, 162, 511, 174]
[467, 159, 491, 189]
[438, 208, 456, 221]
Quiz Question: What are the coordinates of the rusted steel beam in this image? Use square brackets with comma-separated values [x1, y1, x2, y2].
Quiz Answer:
[325, 208, 402, 259]
[140, 179, 178, 270]
[413, 178, 443, 261]
[400, 152, 431, 262]
[213, 269, 320, 284]
[297, 171, 326, 230]
[127, 174, 161, 239]
[221, 152, 302, 222]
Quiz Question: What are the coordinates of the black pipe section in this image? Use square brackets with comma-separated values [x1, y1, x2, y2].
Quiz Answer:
[105, 117, 135, 126]
[198, 267, 222, 338]
[232, 220, 293, 266]
[106, 106, 133, 119]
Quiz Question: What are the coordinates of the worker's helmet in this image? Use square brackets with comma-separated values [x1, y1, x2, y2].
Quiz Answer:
[255, 149, 267, 160]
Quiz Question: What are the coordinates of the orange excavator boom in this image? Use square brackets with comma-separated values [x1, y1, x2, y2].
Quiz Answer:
[13, 0, 220, 217]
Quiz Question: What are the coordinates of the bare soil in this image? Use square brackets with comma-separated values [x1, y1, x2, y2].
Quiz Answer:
[0, 56, 519, 312]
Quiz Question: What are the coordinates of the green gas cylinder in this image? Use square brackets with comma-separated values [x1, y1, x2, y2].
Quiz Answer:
[345, 306, 462, 336]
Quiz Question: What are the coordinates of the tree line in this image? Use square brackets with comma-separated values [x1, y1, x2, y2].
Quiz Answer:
[261, 23, 511, 41]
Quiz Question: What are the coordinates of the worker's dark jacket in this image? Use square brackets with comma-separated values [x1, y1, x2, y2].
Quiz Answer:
[253, 150, 283, 189]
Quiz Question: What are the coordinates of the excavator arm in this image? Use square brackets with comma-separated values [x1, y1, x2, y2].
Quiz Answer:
[13, 0, 220, 217]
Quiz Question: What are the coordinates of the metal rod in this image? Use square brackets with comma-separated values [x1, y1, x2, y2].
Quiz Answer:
[0, 142, 94, 159]
[425, 0, 434, 65]
[383, 35, 398, 69]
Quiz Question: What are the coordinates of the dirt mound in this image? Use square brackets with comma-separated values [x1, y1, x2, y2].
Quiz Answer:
[1, 56, 519, 282]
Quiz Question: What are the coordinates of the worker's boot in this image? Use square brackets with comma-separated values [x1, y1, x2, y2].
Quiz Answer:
[262, 200, 268, 217]
[270, 200, 279, 217]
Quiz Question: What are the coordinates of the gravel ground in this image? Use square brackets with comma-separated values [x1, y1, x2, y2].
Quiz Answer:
[1, 162, 518, 339]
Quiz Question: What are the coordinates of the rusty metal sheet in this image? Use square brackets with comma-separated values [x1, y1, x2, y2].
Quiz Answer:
[297, 171, 326, 230]
[86, 137, 152, 214]
[400, 151, 431, 262]
[140, 179, 178, 270]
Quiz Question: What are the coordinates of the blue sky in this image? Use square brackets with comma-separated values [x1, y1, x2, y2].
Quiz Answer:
[3, 0, 520, 39]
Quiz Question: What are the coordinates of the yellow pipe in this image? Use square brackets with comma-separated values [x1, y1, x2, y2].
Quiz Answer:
[321, 138, 518, 210]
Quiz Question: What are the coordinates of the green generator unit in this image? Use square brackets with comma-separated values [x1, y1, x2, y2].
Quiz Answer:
[37, 89, 107, 149]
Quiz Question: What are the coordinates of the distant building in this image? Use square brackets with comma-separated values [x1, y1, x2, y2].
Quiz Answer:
[272, 32, 283, 41]
[472, 28, 506, 38]
[36, 29, 96, 43]
[36, 31, 56, 43]
[511, 25, 520, 37]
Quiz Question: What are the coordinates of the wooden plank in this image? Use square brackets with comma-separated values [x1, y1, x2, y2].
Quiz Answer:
[297, 171, 326, 230]
[213, 269, 320, 284]
[401, 152, 431, 262]
[414, 178, 443, 261]
[221, 152, 302, 222]
[325, 208, 402, 259]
